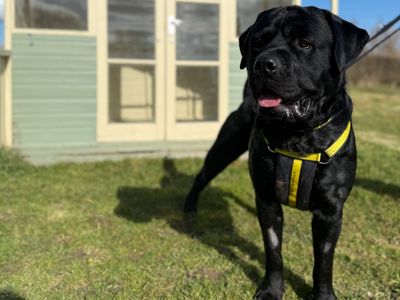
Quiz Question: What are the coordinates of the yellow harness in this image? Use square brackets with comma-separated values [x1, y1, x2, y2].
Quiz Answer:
[262, 122, 352, 209]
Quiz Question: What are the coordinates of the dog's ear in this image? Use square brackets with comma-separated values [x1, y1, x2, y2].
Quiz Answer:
[239, 25, 254, 70]
[324, 11, 369, 72]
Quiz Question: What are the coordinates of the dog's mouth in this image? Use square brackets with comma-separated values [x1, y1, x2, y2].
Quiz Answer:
[256, 89, 282, 108]
[255, 88, 311, 118]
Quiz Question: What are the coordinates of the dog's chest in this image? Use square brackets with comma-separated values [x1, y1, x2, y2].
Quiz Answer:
[250, 121, 353, 211]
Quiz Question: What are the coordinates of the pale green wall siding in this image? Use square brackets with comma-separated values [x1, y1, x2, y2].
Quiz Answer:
[12, 34, 97, 147]
[229, 41, 247, 112]
[11, 37, 244, 150]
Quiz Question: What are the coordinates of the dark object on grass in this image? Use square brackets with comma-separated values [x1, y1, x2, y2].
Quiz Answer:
[184, 6, 369, 300]
[0, 290, 25, 300]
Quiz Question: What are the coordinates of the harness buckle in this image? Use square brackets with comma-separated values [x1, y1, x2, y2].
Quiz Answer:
[266, 144, 276, 154]
[318, 156, 332, 165]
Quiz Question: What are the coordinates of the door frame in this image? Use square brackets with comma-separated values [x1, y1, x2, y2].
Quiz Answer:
[1, 1, 12, 146]
[97, 0, 229, 142]
[97, 0, 166, 142]
[165, 0, 229, 141]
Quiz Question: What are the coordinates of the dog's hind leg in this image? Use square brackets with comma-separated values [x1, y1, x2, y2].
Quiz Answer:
[183, 100, 254, 213]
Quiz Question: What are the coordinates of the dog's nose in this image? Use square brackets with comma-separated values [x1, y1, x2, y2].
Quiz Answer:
[265, 59, 279, 74]
[254, 57, 280, 75]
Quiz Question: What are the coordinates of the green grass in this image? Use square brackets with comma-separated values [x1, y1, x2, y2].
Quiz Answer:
[0, 85, 399, 300]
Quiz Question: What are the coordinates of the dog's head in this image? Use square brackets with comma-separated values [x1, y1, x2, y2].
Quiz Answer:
[240, 6, 369, 123]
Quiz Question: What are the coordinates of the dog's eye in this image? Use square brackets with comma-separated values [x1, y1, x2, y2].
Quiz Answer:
[297, 39, 312, 49]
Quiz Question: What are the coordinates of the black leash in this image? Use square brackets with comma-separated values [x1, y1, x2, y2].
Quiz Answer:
[353, 27, 400, 65]
[368, 14, 400, 42]
[346, 14, 400, 68]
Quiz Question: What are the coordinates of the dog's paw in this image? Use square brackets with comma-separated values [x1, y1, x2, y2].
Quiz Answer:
[183, 202, 197, 214]
[183, 195, 198, 213]
[253, 286, 284, 300]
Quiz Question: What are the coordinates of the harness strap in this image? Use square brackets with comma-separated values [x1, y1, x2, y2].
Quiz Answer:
[325, 122, 352, 157]
[275, 155, 317, 210]
[288, 159, 302, 208]
[265, 121, 352, 210]
[264, 121, 352, 163]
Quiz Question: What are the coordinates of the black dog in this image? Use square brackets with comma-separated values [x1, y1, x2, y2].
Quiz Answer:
[184, 6, 369, 300]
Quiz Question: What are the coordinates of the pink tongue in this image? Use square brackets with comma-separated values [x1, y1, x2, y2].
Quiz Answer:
[258, 97, 282, 108]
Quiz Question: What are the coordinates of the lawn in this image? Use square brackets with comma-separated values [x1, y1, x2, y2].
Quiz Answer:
[0, 85, 399, 300]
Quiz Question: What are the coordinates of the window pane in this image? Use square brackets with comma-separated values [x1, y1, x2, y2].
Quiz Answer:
[176, 66, 218, 122]
[237, 0, 291, 35]
[176, 3, 219, 61]
[109, 64, 155, 123]
[108, 0, 155, 59]
[15, 0, 87, 30]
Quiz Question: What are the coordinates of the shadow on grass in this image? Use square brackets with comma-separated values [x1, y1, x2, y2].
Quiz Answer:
[355, 177, 400, 200]
[0, 290, 25, 300]
[114, 158, 312, 299]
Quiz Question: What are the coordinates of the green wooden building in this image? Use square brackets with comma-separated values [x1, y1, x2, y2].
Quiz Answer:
[0, 0, 338, 163]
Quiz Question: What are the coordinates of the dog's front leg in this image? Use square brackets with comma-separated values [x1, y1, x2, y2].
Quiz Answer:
[254, 198, 284, 300]
[311, 209, 343, 300]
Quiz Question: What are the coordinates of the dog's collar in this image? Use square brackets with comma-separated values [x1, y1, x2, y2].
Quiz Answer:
[294, 103, 348, 132]
[310, 116, 334, 130]
[295, 111, 341, 132]
[262, 121, 352, 164]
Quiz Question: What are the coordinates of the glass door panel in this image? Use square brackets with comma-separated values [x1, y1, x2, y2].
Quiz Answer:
[167, 0, 227, 140]
[176, 3, 219, 61]
[108, 0, 155, 59]
[99, 0, 226, 142]
[175, 2, 219, 123]
[98, 0, 165, 141]
[109, 64, 155, 122]
[176, 66, 218, 122]
[108, 0, 156, 124]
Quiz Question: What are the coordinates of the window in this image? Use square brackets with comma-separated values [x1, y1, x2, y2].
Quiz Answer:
[107, 0, 156, 123]
[237, 0, 292, 35]
[108, 0, 155, 59]
[15, 0, 88, 30]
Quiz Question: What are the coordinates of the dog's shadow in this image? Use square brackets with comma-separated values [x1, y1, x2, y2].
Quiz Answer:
[0, 290, 25, 300]
[355, 177, 400, 200]
[114, 158, 312, 299]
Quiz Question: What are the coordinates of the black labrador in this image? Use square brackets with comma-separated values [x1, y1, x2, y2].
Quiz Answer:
[184, 6, 369, 300]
